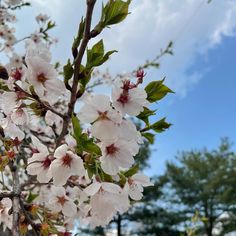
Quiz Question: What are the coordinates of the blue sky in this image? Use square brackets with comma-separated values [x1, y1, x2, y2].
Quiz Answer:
[149, 35, 236, 175]
[10, 0, 236, 175]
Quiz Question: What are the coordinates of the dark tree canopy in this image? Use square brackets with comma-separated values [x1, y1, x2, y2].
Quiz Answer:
[163, 138, 236, 236]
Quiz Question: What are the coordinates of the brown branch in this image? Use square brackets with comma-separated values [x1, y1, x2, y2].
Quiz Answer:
[14, 83, 66, 119]
[56, 0, 97, 147]
[0, 192, 20, 200]
[10, 161, 21, 236]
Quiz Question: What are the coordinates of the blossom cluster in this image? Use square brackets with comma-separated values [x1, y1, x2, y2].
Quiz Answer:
[0, 39, 153, 233]
[0, 0, 56, 53]
[0, 1, 172, 234]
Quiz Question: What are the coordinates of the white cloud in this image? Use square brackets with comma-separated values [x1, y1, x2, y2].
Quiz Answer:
[16, 0, 236, 97]
[97, 0, 236, 97]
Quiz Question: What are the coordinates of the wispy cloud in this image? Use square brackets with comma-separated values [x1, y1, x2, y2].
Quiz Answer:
[98, 0, 236, 97]
[17, 0, 236, 97]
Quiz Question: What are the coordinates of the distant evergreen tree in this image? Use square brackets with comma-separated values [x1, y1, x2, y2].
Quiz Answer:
[162, 138, 236, 236]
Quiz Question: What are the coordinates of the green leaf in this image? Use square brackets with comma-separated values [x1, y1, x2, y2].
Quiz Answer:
[63, 59, 74, 82]
[123, 164, 139, 177]
[86, 165, 95, 179]
[46, 21, 56, 30]
[100, 50, 117, 65]
[83, 140, 102, 156]
[80, 134, 102, 156]
[86, 40, 104, 68]
[0, 81, 10, 91]
[86, 40, 117, 69]
[142, 132, 155, 144]
[73, 17, 85, 50]
[79, 65, 93, 88]
[137, 107, 156, 125]
[26, 192, 38, 203]
[72, 114, 82, 138]
[101, 0, 131, 27]
[150, 118, 171, 133]
[145, 79, 174, 103]
[118, 173, 127, 186]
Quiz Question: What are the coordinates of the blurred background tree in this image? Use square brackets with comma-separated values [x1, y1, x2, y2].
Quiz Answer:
[162, 138, 236, 236]
[77, 138, 236, 236]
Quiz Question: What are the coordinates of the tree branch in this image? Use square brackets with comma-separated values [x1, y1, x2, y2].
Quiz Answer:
[56, 0, 97, 147]
[10, 161, 21, 236]
[0, 192, 19, 200]
[14, 83, 66, 119]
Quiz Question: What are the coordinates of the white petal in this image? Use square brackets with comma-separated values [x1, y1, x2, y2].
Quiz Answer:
[91, 120, 118, 141]
[132, 173, 154, 187]
[101, 158, 119, 175]
[31, 135, 48, 154]
[129, 187, 143, 201]
[26, 162, 43, 175]
[84, 182, 101, 196]
[54, 144, 68, 159]
[70, 155, 85, 176]
[50, 160, 71, 186]
[102, 183, 121, 194]
[77, 104, 98, 123]
[37, 168, 52, 183]
[62, 201, 77, 217]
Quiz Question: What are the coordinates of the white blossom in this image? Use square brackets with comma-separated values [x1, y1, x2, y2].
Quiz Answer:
[112, 80, 148, 116]
[125, 173, 153, 200]
[26, 136, 53, 183]
[100, 139, 135, 175]
[48, 186, 77, 217]
[50, 144, 85, 186]
[78, 94, 122, 141]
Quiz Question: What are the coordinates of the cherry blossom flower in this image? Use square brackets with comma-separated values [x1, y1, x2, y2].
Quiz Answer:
[24, 40, 66, 105]
[100, 139, 135, 175]
[25, 55, 65, 105]
[45, 110, 63, 135]
[77, 94, 122, 141]
[50, 144, 85, 186]
[36, 14, 49, 24]
[84, 181, 129, 226]
[78, 171, 91, 186]
[26, 136, 53, 183]
[0, 115, 25, 140]
[124, 173, 153, 200]
[4, 0, 22, 6]
[7, 53, 23, 69]
[0, 198, 12, 231]
[48, 186, 77, 217]
[25, 40, 51, 62]
[0, 91, 20, 115]
[112, 80, 148, 116]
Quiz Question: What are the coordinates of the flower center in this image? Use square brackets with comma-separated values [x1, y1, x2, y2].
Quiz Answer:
[42, 157, 51, 169]
[98, 111, 109, 120]
[62, 154, 73, 167]
[12, 69, 22, 80]
[56, 196, 67, 206]
[106, 144, 119, 155]
[37, 73, 47, 83]
[117, 92, 129, 105]
[15, 108, 24, 116]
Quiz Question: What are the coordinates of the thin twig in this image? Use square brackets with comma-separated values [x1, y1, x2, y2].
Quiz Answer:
[56, 0, 97, 147]
[14, 83, 66, 119]
[0, 192, 19, 200]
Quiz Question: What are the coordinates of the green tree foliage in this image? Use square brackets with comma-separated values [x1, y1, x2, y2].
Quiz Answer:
[162, 138, 236, 236]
